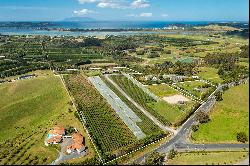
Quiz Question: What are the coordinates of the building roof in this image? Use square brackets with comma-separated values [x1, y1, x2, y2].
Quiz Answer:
[49, 126, 65, 135]
[47, 135, 62, 144]
[67, 132, 85, 151]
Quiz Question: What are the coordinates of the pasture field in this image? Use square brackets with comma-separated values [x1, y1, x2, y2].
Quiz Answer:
[63, 74, 137, 161]
[148, 84, 180, 97]
[192, 83, 249, 143]
[197, 67, 224, 84]
[109, 75, 199, 127]
[167, 151, 249, 165]
[0, 71, 94, 165]
[176, 80, 215, 100]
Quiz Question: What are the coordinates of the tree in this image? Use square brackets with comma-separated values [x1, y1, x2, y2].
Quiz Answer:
[196, 111, 210, 123]
[145, 151, 165, 165]
[192, 125, 199, 132]
[237, 132, 248, 143]
[167, 149, 178, 160]
[215, 91, 223, 101]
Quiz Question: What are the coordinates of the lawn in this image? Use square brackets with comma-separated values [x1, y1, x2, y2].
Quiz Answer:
[0, 71, 94, 165]
[148, 84, 180, 97]
[197, 67, 223, 84]
[147, 101, 195, 126]
[167, 151, 249, 165]
[176, 81, 215, 100]
[192, 83, 249, 143]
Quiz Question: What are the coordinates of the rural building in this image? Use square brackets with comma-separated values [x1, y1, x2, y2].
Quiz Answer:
[17, 74, 36, 80]
[45, 127, 65, 146]
[163, 74, 186, 82]
[66, 132, 85, 154]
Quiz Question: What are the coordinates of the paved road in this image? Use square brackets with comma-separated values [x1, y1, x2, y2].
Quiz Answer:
[133, 85, 222, 164]
[133, 79, 250, 164]
[104, 74, 177, 134]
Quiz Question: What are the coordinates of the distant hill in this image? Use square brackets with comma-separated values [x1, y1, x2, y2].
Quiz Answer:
[63, 17, 96, 22]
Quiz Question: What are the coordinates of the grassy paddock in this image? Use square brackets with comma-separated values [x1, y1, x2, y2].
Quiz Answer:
[0, 70, 94, 165]
[167, 151, 249, 165]
[192, 83, 249, 143]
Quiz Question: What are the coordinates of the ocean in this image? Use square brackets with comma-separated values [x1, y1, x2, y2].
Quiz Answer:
[0, 21, 235, 36]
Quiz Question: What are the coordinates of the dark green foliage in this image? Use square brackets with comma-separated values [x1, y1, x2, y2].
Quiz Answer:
[192, 125, 199, 132]
[145, 152, 165, 165]
[147, 51, 160, 58]
[237, 132, 248, 143]
[65, 126, 75, 135]
[167, 149, 178, 160]
[196, 111, 210, 124]
[215, 91, 223, 101]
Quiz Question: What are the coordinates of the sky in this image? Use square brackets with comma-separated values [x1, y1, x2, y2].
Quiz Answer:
[0, 0, 248, 21]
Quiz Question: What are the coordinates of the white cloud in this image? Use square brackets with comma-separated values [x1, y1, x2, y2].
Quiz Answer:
[128, 12, 153, 17]
[131, 0, 150, 8]
[77, 0, 150, 9]
[140, 12, 152, 17]
[97, 1, 123, 9]
[74, 9, 97, 16]
[162, 14, 168, 17]
[78, 0, 99, 4]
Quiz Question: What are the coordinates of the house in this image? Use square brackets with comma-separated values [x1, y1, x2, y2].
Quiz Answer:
[66, 132, 85, 154]
[192, 76, 199, 79]
[17, 74, 36, 80]
[145, 75, 153, 81]
[163, 74, 186, 82]
[45, 127, 65, 146]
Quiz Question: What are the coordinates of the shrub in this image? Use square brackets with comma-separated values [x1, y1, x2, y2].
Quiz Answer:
[145, 151, 165, 165]
[237, 132, 248, 143]
[192, 125, 199, 132]
[215, 91, 223, 101]
[167, 149, 178, 160]
[196, 111, 210, 123]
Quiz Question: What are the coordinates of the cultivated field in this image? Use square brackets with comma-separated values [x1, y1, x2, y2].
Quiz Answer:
[197, 67, 224, 84]
[176, 80, 215, 100]
[166, 151, 249, 165]
[0, 71, 94, 165]
[63, 74, 137, 161]
[109, 75, 199, 127]
[148, 84, 180, 97]
[192, 83, 249, 143]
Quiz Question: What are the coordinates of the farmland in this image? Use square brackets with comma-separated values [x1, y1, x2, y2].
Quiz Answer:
[63, 74, 139, 161]
[176, 80, 216, 100]
[0, 71, 93, 165]
[197, 67, 224, 84]
[148, 84, 180, 97]
[109, 75, 199, 127]
[101, 75, 164, 137]
[192, 83, 249, 143]
[166, 151, 249, 165]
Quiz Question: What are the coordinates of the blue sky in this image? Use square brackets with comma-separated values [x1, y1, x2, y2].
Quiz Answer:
[0, 0, 248, 21]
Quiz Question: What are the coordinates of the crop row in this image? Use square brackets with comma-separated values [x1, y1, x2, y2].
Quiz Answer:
[109, 75, 172, 126]
[63, 74, 137, 159]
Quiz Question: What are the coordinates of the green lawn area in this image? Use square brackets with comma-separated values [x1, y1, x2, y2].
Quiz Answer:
[197, 67, 223, 84]
[0, 71, 94, 165]
[238, 61, 249, 68]
[148, 84, 180, 97]
[147, 101, 195, 125]
[176, 81, 215, 100]
[167, 151, 249, 165]
[192, 83, 249, 143]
